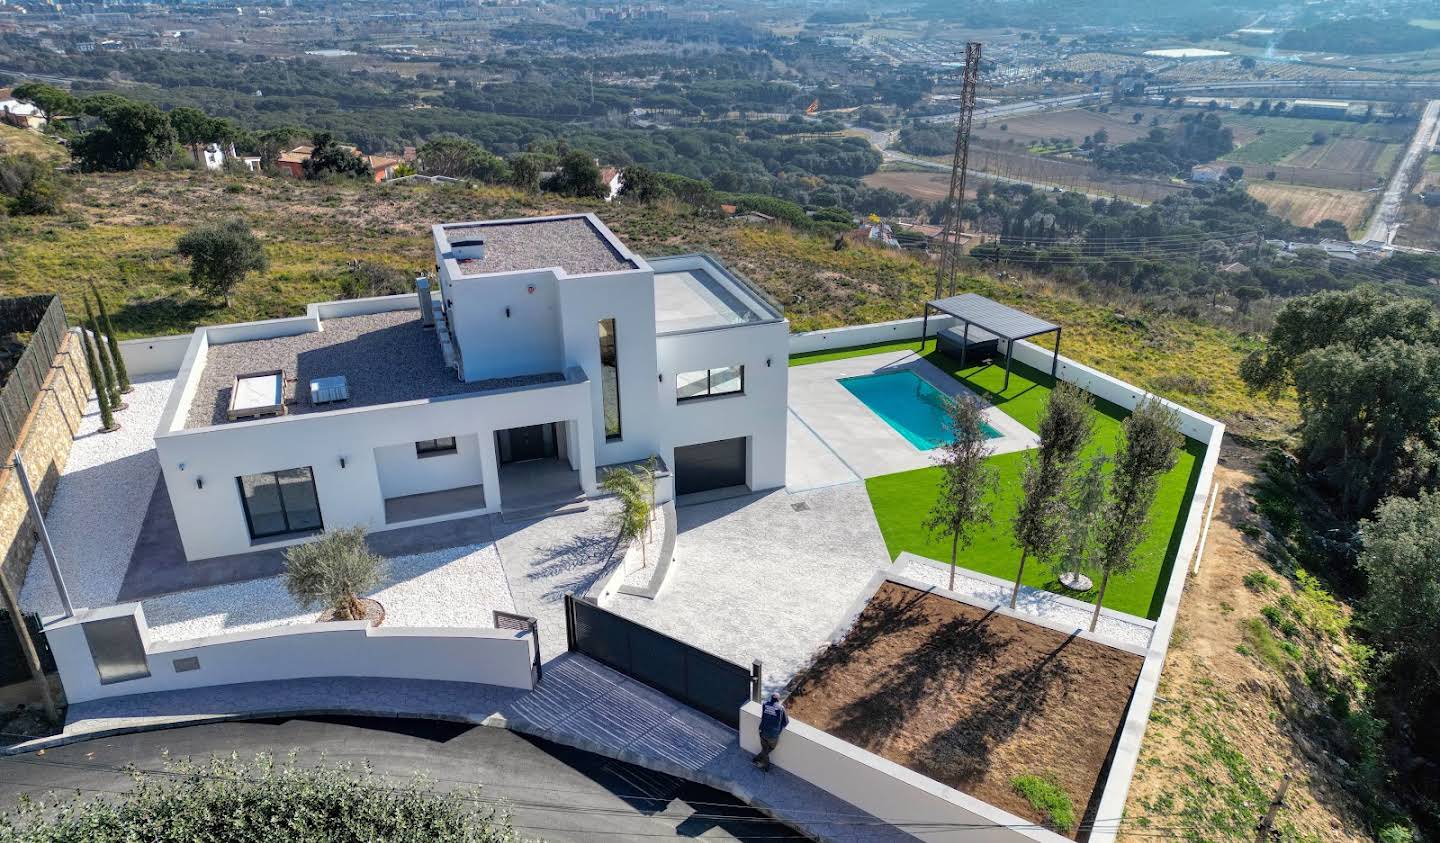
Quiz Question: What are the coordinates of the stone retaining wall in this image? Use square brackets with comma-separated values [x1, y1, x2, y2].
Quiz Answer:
[0, 330, 91, 594]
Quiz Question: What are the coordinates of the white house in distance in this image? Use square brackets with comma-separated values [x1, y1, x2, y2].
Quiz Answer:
[152, 213, 789, 561]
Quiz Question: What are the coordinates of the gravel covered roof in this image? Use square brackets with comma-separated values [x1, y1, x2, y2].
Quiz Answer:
[446, 217, 634, 276]
[185, 310, 563, 429]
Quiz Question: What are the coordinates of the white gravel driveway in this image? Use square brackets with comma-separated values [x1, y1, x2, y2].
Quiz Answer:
[142, 541, 515, 643]
[21, 374, 174, 618]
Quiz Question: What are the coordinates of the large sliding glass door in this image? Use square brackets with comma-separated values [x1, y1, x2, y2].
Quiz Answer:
[237, 467, 322, 540]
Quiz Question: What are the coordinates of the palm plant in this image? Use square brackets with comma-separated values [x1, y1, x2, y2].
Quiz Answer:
[601, 466, 652, 565]
[283, 527, 387, 622]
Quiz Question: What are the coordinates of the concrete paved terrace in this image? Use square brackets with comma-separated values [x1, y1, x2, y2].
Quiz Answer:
[605, 483, 891, 694]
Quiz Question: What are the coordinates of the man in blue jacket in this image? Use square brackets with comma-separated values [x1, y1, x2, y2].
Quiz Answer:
[753, 693, 789, 772]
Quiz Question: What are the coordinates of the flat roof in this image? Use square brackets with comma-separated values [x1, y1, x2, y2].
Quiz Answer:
[184, 310, 563, 429]
[439, 217, 636, 276]
[651, 254, 782, 334]
[928, 293, 1058, 340]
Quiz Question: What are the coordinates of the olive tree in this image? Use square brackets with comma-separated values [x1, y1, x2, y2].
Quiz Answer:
[925, 396, 998, 592]
[1057, 453, 1108, 588]
[1011, 383, 1093, 607]
[176, 218, 269, 306]
[1091, 400, 1181, 631]
[283, 527, 387, 622]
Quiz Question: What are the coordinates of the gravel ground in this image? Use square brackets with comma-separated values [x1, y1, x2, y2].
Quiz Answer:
[20, 374, 176, 618]
[897, 554, 1153, 649]
[186, 310, 563, 428]
[446, 217, 633, 276]
[143, 540, 515, 643]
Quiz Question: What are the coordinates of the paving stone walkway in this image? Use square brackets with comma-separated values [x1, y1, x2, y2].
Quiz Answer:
[31, 653, 914, 843]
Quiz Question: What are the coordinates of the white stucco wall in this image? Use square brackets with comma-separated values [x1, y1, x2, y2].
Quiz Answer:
[446, 268, 568, 382]
[374, 433, 485, 500]
[155, 373, 596, 561]
[118, 334, 191, 377]
[557, 269, 664, 468]
[45, 603, 536, 705]
[657, 321, 790, 492]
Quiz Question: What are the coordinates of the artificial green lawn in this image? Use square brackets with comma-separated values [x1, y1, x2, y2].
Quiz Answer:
[809, 346, 1203, 620]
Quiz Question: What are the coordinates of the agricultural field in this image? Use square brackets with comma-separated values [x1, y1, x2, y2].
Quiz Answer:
[1219, 113, 1409, 190]
[1246, 181, 1376, 232]
[972, 107, 1168, 147]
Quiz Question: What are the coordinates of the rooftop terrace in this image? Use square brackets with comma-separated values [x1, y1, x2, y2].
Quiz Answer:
[651, 254, 783, 334]
[184, 310, 563, 429]
[440, 216, 636, 276]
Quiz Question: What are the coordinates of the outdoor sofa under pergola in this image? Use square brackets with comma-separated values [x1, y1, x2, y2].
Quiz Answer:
[919, 293, 1061, 391]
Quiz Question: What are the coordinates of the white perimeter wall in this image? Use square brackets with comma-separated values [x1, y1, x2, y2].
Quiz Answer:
[789, 316, 1226, 843]
[46, 603, 536, 705]
[657, 321, 789, 492]
[740, 702, 1067, 843]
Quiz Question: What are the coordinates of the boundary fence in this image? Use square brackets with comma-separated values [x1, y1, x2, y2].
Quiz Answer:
[0, 296, 68, 460]
[564, 594, 758, 728]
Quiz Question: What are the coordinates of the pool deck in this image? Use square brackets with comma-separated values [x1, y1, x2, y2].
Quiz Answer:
[787, 349, 1038, 480]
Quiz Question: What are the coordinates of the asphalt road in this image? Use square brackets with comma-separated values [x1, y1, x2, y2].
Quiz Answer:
[1363, 98, 1440, 245]
[0, 717, 803, 841]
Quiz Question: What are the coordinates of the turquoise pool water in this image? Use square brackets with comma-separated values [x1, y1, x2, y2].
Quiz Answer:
[839, 370, 1001, 451]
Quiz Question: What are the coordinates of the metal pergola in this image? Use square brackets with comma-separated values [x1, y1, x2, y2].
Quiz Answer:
[919, 293, 1062, 391]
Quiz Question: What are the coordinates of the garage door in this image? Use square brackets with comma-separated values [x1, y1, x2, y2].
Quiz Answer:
[674, 438, 747, 495]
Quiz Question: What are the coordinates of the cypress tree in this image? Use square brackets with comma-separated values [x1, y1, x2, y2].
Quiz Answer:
[82, 297, 124, 412]
[91, 285, 131, 393]
[80, 323, 117, 432]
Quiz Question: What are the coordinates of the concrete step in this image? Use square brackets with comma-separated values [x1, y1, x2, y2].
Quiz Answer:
[500, 496, 589, 523]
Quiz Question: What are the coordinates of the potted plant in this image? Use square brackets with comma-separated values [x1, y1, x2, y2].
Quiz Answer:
[283, 527, 388, 625]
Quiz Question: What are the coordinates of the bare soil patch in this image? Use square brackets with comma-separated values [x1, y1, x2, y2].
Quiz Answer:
[785, 582, 1142, 838]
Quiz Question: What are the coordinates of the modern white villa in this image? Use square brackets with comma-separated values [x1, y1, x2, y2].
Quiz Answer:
[152, 213, 789, 562]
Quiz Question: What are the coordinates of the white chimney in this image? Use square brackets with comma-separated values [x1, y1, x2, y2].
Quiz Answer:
[416, 275, 436, 329]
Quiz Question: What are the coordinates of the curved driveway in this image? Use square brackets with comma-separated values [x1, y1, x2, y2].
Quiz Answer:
[0, 716, 801, 842]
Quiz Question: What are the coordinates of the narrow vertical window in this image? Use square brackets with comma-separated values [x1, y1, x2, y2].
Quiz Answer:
[599, 318, 622, 440]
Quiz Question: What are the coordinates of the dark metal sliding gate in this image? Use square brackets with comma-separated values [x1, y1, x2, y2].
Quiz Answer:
[493, 610, 542, 683]
[564, 594, 759, 729]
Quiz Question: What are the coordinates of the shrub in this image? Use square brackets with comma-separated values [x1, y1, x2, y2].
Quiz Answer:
[0, 753, 520, 842]
[1010, 774, 1076, 832]
[176, 217, 268, 306]
[1241, 617, 1290, 672]
[283, 527, 387, 621]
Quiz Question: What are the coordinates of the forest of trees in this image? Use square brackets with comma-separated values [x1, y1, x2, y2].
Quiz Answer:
[1279, 18, 1440, 55]
[1092, 112, 1234, 175]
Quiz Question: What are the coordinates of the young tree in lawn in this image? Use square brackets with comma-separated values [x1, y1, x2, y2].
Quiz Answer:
[176, 218, 269, 307]
[925, 396, 999, 592]
[1057, 452, 1108, 589]
[82, 296, 123, 411]
[90, 285, 130, 393]
[1091, 400, 1181, 631]
[1011, 383, 1094, 607]
[283, 527, 387, 622]
[78, 322, 116, 432]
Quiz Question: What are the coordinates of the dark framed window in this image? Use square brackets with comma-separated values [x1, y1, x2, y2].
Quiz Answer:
[599, 318, 622, 441]
[676, 365, 745, 402]
[416, 436, 458, 457]
[237, 467, 322, 540]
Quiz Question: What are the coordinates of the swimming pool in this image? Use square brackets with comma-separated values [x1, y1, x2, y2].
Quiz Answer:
[839, 370, 1000, 451]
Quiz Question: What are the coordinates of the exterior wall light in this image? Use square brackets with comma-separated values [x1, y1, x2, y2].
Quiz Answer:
[339, 456, 347, 469]
[505, 307, 511, 318]
[196, 476, 204, 490]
